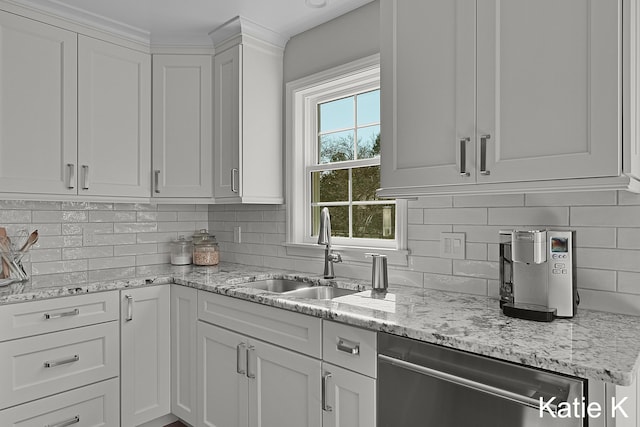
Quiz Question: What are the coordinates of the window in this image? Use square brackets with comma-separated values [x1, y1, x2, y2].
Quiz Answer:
[287, 55, 407, 254]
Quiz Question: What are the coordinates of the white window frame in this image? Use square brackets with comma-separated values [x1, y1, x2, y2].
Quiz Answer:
[285, 54, 408, 263]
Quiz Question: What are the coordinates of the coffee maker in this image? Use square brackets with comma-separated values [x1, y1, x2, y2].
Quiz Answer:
[499, 229, 578, 321]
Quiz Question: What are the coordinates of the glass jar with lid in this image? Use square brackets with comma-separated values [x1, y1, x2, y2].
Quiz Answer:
[192, 229, 220, 266]
[170, 235, 193, 265]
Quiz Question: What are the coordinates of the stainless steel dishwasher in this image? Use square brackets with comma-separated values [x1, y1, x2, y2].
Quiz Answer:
[378, 333, 585, 427]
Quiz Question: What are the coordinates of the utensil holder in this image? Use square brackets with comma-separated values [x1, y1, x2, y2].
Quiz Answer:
[369, 253, 388, 292]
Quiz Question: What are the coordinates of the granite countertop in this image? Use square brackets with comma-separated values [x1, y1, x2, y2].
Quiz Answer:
[2, 262, 640, 386]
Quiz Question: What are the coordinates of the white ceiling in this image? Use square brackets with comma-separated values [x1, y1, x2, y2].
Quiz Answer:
[16, 0, 374, 47]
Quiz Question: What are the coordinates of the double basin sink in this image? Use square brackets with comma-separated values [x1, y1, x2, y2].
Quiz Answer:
[243, 278, 357, 300]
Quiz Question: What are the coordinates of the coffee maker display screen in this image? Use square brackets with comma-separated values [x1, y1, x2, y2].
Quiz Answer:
[551, 237, 569, 253]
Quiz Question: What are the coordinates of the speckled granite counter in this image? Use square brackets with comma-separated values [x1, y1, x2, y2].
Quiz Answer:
[2, 262, 640, 386]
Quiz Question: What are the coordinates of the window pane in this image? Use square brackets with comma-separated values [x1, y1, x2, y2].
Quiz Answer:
[353, 204, 395, 239]
[319, 130, 354, 164]
[356, 89, 380, 126]
[312, 205, 350, 238]
[352, 165, 380, 201]
[356, 125, 380, 159]
[319, 96, 354, 132]
[311, 169, 349, 203]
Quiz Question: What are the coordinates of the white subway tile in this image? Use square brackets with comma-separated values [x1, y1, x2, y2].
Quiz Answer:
[488, 207, 569, 226]
[408, 240, 441, 257]
[618, 272, 640, 294]
[32, 260, 87, 275]
[10, 223, 61, 236]
[487, 280, 500, 299]
[92, 233, 137, 246]
[157, 222, 197, 233]
[210, 211, 237, 222]
[454, 194, 524, 207]
[0, 210, 32, 223]
[136, 232, 177, 244]
[157, 204, 196, 212]
[466, 243, 487, 260]
[28, 249, 61, 263]
[576, 248, 640, 272]
[407, 209, 423, 224]
[453, 260, 499, 280]
[424, 208, 487, 225]
[136, 253, 170, 265]
[63, 246, 114, 260]
[407, 224, 452, 241]
[571, 206, 640, 227]
[571, 227, 616, 248]
[62, 202, 114, 210]
[262, 256, 297, 271]
[63, 223, 113, 235]
[617, 228, 640, 249]
[114, 243, 158, 256]
[487, 244, 500, 261]
[452, 225, 506, 243]
[618, 191, 640, 205]
[88, 267, 137, 282]
[114, 222, 158, 233]
[423, 273, 488, 296]
[576, 268, 617, 292]
[408, 196, 453, 208]
[0, 200, 60, 210]
[386, 269, 423, 288]
[526, 191, 616, 206]
[263, 233, 285, 246]
[36, 235, 82, 249]
[33, 210, 88, 223]
[178, 211, 208, 222]
[88, 211, 136, 222]
[114, 203, 156, 211]
[263, 210, 286, 222]
[577, 289, 640, 316]
[409, 256, 452, 275]
[88, 256, 135, 270]
[236, 211, 264, 222]
[30, 272, 88, 288]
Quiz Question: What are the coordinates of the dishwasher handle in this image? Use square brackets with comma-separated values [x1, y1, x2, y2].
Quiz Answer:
[378, 354, 559, 413]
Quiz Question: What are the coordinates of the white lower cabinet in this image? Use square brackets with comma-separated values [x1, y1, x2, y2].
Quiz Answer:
[197, 321, 322, 427]
[171, 285, 198, 426]
[322, 363, 376, 427]
[0, 377, 120, 427]
[120, 285, 171, 427]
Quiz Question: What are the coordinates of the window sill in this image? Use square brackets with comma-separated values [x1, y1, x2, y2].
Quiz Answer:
[283, 242, 409, 267]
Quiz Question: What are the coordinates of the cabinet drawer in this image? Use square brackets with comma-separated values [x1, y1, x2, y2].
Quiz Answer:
[0, 322, 119, 409]
[0, 291, 119, 342]
[0, 377, 119, 426]
[323, 321, 377, 378]
[198, 291, 322, 358]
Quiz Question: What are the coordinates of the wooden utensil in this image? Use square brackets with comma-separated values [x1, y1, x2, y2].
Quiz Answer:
[15, 230, 38, 263]
[0, 228, 9, 279]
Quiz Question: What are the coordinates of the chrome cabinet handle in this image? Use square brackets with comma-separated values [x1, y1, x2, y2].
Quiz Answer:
[44, 354, 79, 368]
[44, 308, 79, 320]
[81, 165, 89, 190]
[46, 415, 80, 427]
[154, 170, 161, 194]
[236, 343, 247, 375]
[480, 134, 491, 175]
[125, 295, 133, 321]
[337, 338, 360, 356]
[66, 164, 75, 189]
[231, 168, 239, 193]
[459, 138, 470, 177]
[246, 345, 256, 379]
[322, 372, 333, 412]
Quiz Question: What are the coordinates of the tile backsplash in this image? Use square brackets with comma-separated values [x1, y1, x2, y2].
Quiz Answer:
[0, 201, 208, 288]
[209, 191, 640, 315]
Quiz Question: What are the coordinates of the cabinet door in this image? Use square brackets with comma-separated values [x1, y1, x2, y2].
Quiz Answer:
[78, 36, 151, 197]
[171, 285, 197, 426]
[197, 321, 249, 427]
[213, 45, 241, 200]
[248, 338, 322, 427]
[120, 285, 170, 427]
[152, 54, 213, 198]
[0, 11, 77, 195]
[380, 0, 476, 188]
[322, 363, 376, 427]
[476, 0, 620, 183]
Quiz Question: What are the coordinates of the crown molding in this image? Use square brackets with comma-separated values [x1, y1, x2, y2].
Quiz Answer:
[209, 15, 289, 50]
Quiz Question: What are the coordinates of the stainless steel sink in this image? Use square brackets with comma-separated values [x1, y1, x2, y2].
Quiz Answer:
[243, 279, 313, 293]
[282, 286, 357, 300]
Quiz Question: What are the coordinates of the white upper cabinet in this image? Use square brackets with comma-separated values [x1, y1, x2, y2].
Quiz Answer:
[379, 0, 638, 197]
[78, 36, 151, 198]
[211, 17, 286, 204]
[0, 11, 77, 195]
[152, 54, 213, 199]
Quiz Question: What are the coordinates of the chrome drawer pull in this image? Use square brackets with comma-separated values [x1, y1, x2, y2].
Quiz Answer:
[246, 346, 256, 379]
[66, 164, 75, 190]
[45, 415, 80, 427]
[44, 308, 79, 320]
[459, 137, 470, 177]
[480, 134, 491, 175]
[236, 343, 247, 375]
[44, 355, 79, 368]
[337, 338, 360, 355]
[322, 372, 333, 412]
[125, 295, 133, 321]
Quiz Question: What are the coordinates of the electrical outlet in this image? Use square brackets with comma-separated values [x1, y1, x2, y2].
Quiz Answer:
[440, 232, 466, 259]
[233, 226, 241, 243]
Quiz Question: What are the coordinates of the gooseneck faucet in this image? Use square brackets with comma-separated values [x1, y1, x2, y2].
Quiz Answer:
[318, 207, 342, 279]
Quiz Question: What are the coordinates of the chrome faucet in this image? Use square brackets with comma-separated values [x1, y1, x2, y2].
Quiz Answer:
[318, 207, 342, 279]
